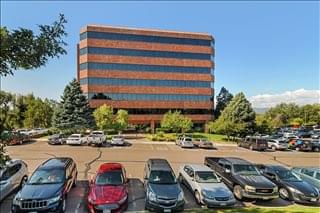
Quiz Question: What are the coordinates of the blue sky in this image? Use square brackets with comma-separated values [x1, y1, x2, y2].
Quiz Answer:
[1, 1, 319, 107]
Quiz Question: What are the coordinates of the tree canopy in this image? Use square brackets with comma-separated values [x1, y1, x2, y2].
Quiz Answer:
[214, 87, 233, 119]
[160, 111, 193, 133]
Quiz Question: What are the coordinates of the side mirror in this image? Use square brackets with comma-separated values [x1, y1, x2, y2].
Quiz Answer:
[225, 169, 231, 173]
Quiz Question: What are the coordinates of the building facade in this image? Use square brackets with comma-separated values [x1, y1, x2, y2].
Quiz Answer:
[78, 25, 214, 130]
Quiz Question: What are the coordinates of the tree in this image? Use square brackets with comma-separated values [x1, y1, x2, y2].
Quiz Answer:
[0, 14, 67, 76]
[115, 110, 129, 133]
[52, 79, 93, 132]
[214, 87, 233, 119]
[24, 98, 53, 128]
[93, 105, 114, 131]
[160, 111, 193, 133]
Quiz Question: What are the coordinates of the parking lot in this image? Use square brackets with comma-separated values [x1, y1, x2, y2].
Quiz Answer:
[1, 138, 319, 212]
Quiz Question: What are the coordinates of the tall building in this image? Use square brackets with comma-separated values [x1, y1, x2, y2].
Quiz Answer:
[78, 25, 214, 131]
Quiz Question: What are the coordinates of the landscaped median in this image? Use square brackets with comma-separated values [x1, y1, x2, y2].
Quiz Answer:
[184, 205, 319, 213]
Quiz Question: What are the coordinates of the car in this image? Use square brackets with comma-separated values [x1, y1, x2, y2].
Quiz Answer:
[297, 131, 312, 139]
[283, 132, 298, 140]
[12, 157, 77, 213]
[267, 138, 288, 151]
[290, 139, 313, 152]
[178, 164, 236, 207]
[193, 138, 215, 149]
[66, 134, 86, 145]
[111, 135, 125, 146]
[8, 132, 29, 146]
[87, 163, 128, 213]
[16, 129, 32, 137]
[48, 134, 67, 145]
[311, 140, 320, 152]
[87, 131, 106, 147]
[258, 165, 319, 204]
[0, 159, 28, 201]
[144, 159, 185, 212]
[238, 136, 268, 151]
[176, 137, 194, 148]
[205, 157, 278, 200]
[292, 167, 320, 190]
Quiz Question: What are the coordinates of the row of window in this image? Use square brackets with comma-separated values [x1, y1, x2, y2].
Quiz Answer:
[88, 93, 213, 102]
[80, 77, 211, 88]
[113, 108, 213, 115]
[80, 62, 211, 74]
[80, 47, 212, 60]
[80, 31, 213, 46]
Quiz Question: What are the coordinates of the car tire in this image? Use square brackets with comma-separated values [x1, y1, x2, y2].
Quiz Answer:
[295, 147, 300, 151]
[271, 146, 276, 151]
[195, 190, 202, 205]
[178, 174, 183, 183]
[233, 185, 243, 200]
[279, 188, 291, 201]
[249, 145, 254, 150]
[314, 147, 320, 152]
[59, 196, 66, 213]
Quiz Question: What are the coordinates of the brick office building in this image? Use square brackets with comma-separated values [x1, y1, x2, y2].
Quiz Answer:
[78, 25, 215, 131]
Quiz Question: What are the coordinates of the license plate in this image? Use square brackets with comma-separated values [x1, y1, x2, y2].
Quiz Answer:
[311, 198, 316, 202]
[29, 212, 37, 213]
[103, 210, 111, 213]
[164, 209, 172, 213]
[220, 203, 227, 206]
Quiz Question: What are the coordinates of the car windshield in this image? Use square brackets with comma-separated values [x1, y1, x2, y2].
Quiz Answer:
[149, 170, 176, 184]
[28, 169, 65, 184]
[233, 164, 260, 175]
[195, 171, 220, 183]
[184, 138, 192, 142]
[69, 135, 80, 138]
[275, 170, 302, 181]
[113, 136, 123, 139]
[95, 170, 124, 185]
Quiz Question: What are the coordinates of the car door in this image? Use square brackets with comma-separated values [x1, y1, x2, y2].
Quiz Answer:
[0, 168, 12, 200]
[222, 163, 234, 187]
[65, 164, 73, 193]
[184, 166, 196, 191]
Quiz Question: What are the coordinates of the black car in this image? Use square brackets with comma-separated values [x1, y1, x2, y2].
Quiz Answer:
[12, 158, 77, 213]
[258, 165, 319, 204]
[205, 157, 278, 200]
[238, 136, 268, 151]
[48, 134, 67, 145]
[144, 158, 185, 212]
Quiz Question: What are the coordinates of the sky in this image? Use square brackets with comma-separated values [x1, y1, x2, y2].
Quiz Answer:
[1, 1, 319, 108]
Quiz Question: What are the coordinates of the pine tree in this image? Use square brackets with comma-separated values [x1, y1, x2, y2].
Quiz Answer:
[52, 79, 93, 131]
[214, 87, 233, 119]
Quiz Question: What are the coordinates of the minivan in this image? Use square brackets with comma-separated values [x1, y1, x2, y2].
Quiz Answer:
[238, 136, 268, 151]
[144, 159, 185, 212]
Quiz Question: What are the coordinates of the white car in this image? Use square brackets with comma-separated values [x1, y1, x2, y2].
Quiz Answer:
[178, 137, 194, 148]
[178, 164, 236, 207]
[66, 134, 86, 145]
[111, 135, 125, 146]
[87, 131, 106, 146]
[0, 159, 28, 201]
[17, 129, 32, 137]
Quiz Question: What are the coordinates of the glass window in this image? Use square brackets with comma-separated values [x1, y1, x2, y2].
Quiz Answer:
[28, 169, 65, 184]
[95, 170, 124, 185]
[195, 171, 220, 183]
[80, 31, 212, 46]
[149, 170, 176, 184]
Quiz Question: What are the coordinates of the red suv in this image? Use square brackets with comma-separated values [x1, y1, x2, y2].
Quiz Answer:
[87, 163, 128, 213]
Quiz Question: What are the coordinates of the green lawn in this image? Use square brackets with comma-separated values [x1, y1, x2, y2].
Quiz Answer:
[185, 205, 319, 213]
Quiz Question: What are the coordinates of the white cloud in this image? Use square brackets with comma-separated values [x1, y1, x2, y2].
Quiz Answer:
[249, 89, 320, 108]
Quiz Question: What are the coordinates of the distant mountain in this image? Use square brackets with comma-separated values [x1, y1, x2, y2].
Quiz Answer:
[253, 107, 269, 114]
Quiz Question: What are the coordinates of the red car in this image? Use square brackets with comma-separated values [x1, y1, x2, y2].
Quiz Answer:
[87, 163, 129, 213]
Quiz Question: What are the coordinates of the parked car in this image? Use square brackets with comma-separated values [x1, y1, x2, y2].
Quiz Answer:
[238, 136, 268, 151]
[87, 163, 128, 213]
[111, 135, 125, 146]
[144, 159, 185, 212]
[87, 131, 106, 147]
[204, 157, 278, 200]
[283, 133, 298, 140]
[0, 160, 28, 201]
[8, 132, 29, 146]
[193, 138, 215, 149]
[297, 131, 312, 139]
[12, 157, 77, 213]
[178, 164, 236, 207]
[16, 129, 32, 137]
[66, 134, 86, 145]
[257, 165, 319, 204]
[267, 138, 288, 151]
[311, 140, 320, 152]
[176, 137, 194, 148]
[48, 134, 67, 145]
[290, 140, 314, 152]
[292, 167, 320, 190]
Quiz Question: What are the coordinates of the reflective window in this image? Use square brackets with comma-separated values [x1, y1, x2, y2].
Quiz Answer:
[80, 47, 211, 60]
[80, 77, 210, 88]
[86, 93, 211, 102]
[80, 31, 211, 46]
[79, 62, 210, 74]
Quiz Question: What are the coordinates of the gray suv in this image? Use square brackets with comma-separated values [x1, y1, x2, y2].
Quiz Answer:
[144, 159, 185, 212]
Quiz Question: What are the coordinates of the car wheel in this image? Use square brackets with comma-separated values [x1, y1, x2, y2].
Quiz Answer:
[249, 145, 254, 150]
[194, 190, 202, 205]
[271, 146, 276, 151]
[314, 147, 320, 152]
[59, 196, 66, 213]
[295, 147, 300, 151]
[279, 188, 291, 200]
[19, 176, 28, 189]
[233, 185, 243, 200]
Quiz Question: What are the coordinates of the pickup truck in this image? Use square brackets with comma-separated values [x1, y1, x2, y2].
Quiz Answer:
[204, 157, 278, 200]
[87, 131, 106, 146]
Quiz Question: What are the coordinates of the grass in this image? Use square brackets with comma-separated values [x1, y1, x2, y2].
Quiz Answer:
[185, 205, 319, 213]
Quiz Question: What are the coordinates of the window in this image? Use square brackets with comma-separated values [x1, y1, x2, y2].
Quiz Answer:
[80, 31, 212, 46]
[315, 172, 320, 180]
[302, 169, 314, 177]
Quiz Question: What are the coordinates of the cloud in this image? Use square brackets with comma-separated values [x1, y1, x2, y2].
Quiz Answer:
[249, 89, 320, 108]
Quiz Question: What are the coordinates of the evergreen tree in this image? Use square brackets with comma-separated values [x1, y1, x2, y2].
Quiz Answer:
[52, 79, 93, 131]
[214, 87, 233, 119]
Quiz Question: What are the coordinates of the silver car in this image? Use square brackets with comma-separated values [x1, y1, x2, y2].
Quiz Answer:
[178, 164, 236, 207]
[292, 167, 320, 190]
[267, 139, 288, 151]
[0, 159, 28, 201]
[178, 137, 194, 148]
[111, 135, 125, 146]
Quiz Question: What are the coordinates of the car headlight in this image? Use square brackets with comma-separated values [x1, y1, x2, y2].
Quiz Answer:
[118, 194, 127, 204]
[201, 189, 214, 199]
[245, 185, 256, 192]
[48, 195, 61, 204]
[273, 186, 278, 192]
[13, 196, 22, 206]
[288, 186, 302, 194]
[178, 191, 184, 201]
[229, 194, 235, 200]
[88, 196, 96, 204]
[148, 190, 156, 202]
